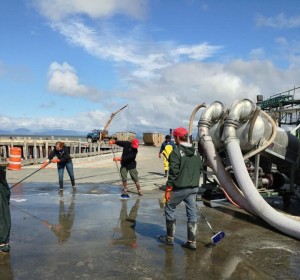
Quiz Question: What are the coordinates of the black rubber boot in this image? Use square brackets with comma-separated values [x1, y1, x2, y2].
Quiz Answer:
[0, 243, 10, 253]
[71, 179, 76, 191]
[158, 219, 176, 246]
[181, 222, 197, 250]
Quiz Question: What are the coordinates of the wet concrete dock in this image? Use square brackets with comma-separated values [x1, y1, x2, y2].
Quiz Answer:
[1, 145, 300, 279]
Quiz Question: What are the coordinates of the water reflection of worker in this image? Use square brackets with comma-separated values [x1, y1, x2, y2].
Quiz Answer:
[43, 194, 76, 243]
[0, 253, 13, 279]
[0, 165, 11, 254]
[159, 244, 175, 277]
[112, 199, 140, 248]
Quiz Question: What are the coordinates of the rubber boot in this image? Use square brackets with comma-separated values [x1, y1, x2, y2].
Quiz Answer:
[181, 222, 197, 250]
[59, 181, 63, 194]
[158, 219, 176, 245]
[135, 182, 143, 196]
[164, 170, 168, 177]
[0, 243, 10, 253]
[71, 178, 76, 191]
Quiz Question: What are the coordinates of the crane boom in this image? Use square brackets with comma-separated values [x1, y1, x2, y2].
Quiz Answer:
[100, 104, 128, 140]
[103, 104, 128, 132]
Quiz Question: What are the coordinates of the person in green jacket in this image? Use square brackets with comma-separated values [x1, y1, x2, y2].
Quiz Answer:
[158, 127, 202, 250]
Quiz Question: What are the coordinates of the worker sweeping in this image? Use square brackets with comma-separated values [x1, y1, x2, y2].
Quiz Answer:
[41, 141, 76, 193]
[158, 127, 203, 250]
[158, 135, 176, 177]
[109, 138, 143, 196]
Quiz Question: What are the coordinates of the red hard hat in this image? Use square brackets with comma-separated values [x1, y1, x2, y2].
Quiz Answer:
[131, 139, 139, 148]
[173, 127, 188, 137]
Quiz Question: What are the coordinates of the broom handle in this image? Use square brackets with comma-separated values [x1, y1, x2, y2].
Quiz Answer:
[111, 146, 122, 182]
[197, 206, 216, 235]
[10, 167, 44, 189]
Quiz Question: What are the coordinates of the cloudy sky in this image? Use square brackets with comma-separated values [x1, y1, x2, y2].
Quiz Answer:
[1, 0, 300, 135]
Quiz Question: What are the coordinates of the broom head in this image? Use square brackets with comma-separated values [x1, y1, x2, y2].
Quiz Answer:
[211, 231, 225, 244]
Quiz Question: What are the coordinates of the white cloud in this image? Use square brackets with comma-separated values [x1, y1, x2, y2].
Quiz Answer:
[32, 0, 222, 82]
[50, 20, 222, 81]
[47, 62, 105, 100]
[249, 48, 265, 60]
[118, 59, 300, 133]
[22, 59, 295, 133]
[32, 0, 147, 21]
[171, 43, 222, 60]
[2, 55, 300, 134]
[6, 1, 299, 135]
[256, 13, 300, 29]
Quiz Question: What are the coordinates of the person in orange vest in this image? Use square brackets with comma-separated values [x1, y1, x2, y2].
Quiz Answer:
[109, 138, 142, 197]
[159, 135, 176, 177]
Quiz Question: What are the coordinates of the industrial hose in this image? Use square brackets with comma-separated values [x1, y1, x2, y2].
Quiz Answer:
[195, 102, 255, 214]
[224, 99, 300, 239]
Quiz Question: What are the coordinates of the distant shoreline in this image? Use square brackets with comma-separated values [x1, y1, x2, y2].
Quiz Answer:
[0, 134, 87, 141]
[0, 134, 144, 141]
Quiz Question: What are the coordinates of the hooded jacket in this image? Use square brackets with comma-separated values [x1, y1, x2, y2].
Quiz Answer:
[166, 143, 202, 188]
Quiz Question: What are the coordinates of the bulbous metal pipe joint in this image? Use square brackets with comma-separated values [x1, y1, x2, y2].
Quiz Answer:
[198, 101, 226, 138]
[224, 99, 256, 142]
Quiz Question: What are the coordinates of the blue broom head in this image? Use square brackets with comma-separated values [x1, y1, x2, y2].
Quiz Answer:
[211, 231, 225, 244]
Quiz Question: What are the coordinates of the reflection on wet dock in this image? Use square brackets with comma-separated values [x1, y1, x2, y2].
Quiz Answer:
[3, 182, 300, 280]
[2, 145, 300, 279]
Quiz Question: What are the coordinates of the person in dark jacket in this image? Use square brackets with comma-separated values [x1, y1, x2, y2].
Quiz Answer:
[109, 138, 142, 196]
[0, 165, 11, 254]
[41, 141, 76, 192]
[158, 127, 202, 250]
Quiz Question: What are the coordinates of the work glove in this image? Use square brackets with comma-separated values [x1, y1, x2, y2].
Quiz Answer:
[109, 139, 116, 145]
[113, 157, 122, 162]
[52, 159, 61, 163]
[40, 160, 49, 169]
[165, 186, 173, 202]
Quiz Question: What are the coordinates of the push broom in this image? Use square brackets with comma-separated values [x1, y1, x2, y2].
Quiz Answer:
[9, 162, 51, 189]
[198, 206, 225, 244]
[111, 145, 129, 198]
